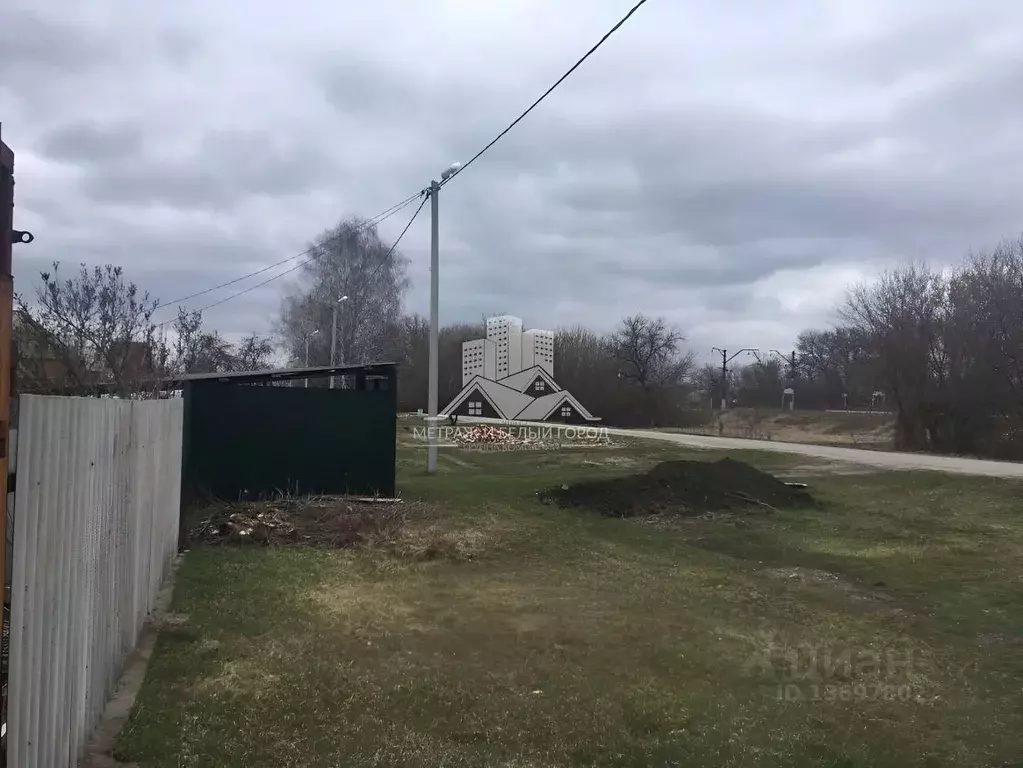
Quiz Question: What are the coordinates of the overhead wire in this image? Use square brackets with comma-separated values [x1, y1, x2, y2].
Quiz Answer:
[441, 0, 650, 187]
[157, 190, 429, 327]
[366, 193, 430, 283]
[153, 191, 423, 312]
[153, 0, 651, 319]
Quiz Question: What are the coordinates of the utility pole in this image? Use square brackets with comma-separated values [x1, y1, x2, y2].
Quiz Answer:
[427, 163, 460, 475]
[427, 180, 440, 473]
[711, 347, 758, 410]
[329, 295, 348, 390]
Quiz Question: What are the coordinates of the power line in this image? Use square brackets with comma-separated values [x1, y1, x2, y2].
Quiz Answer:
[157, 258, 305, 328]
[154, 0, 651, 320]
[153, 191, 423, 311]
[157, 190, 428, 328]
[367, 193, 429, 282]
[442, 0, 651, 187]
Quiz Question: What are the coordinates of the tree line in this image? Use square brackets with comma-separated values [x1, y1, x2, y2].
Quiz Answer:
[16, 217, 1023, 458]
[822, 238, 1023, 457]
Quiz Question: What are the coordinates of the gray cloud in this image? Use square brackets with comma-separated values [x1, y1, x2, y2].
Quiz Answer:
[80, 129, 340, 210]
[3, 0, 1023, 364]
[41, 122, 145, 163]
[0, 8, 110, 75]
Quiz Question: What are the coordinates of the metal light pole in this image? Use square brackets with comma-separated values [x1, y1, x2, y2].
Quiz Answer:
[427, 180, 440, 473]
[427, 163, 461, 474]
[304, 329, 319, 387]
[330, 295, 349, 389]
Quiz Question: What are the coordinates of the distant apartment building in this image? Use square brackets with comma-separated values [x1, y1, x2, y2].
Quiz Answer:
[461, 338, 496, 386]
[486, 315, 523, 379]
[522, 329, 554, 378]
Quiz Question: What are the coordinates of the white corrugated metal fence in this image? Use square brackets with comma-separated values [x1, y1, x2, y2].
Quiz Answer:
[7, 395, 183, 767]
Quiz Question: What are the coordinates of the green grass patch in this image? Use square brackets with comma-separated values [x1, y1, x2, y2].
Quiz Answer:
[118, 441, 1023, 767]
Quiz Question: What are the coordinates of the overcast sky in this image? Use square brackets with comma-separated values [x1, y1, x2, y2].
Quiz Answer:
[3, 0, 1022, 358]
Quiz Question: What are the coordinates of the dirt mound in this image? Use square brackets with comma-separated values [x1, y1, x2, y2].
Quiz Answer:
[190, 497, 422, 549]
[539, 458, 815, 517]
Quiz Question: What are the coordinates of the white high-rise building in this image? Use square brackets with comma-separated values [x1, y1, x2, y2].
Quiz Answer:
[486, 315, 523, 379]
[461, 339, 496, 386]
[522, 329, 555, 377]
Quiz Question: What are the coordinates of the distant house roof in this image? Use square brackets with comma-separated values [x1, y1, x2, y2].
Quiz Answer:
[497, 365, 561, 393]
[515, 390, 599, 421]
[440, 375, 536, 418]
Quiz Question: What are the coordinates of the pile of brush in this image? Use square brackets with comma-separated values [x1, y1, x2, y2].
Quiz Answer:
[190, 497, 409, 548]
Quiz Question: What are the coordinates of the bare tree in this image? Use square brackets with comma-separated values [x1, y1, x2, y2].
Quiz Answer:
[794, 328, 877, 410]
[278, 217, 409, 369]
[734, 359, 784, 407]
[234, 333, 276, 371]
[389, 316, 483, 411]
[610, 315, 694, 390]
[692, 363, 720, 401]
[394, 314, 429, 410]
[551, 325, 614, 417]
[169, 309, 236, 374]
[842, 263, 947, 450]
[555, 326, 614, 388]
[609, 315, 695, 425]
[942, 237, 1023, 454]
[15, 262, 161, 395]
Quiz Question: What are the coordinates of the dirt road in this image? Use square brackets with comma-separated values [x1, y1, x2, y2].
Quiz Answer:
[612, 428, 1023, 478]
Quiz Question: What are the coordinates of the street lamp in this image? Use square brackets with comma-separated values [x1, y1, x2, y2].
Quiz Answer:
[330, 295, 349, 390]
[427, 162, 461, 474]
[304, 329, 319, 388]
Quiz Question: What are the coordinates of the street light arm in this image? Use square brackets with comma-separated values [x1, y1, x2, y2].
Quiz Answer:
[726, 348, 758, 364]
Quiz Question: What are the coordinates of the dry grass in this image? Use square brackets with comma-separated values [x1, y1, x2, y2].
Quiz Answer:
[378, 524, 491, 562]
[657, 407, 895, 448]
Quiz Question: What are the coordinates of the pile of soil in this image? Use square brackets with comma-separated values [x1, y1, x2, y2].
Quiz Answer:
[189, 497, 421, 549]
[539, 458, 816, 517]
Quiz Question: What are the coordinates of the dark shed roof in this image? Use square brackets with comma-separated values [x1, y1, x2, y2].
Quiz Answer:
[167, 362, 397, 387]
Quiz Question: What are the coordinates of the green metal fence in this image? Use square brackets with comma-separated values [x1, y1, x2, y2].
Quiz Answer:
[181, 365, 397, 503]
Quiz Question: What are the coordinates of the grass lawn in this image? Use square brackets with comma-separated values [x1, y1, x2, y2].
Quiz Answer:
[117, 439, 1023, 767]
